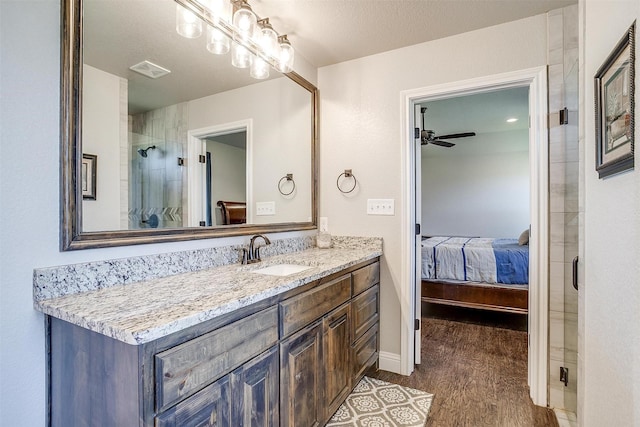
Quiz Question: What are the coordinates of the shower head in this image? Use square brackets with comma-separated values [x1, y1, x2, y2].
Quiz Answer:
[137, 145, 157, 158]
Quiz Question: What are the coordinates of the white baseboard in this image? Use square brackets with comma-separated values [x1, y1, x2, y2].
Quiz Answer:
[378, 351, 402, 374]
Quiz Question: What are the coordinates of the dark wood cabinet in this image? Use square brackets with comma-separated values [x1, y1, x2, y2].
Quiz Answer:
[323, 302, 352, 420]
[155, 375, 232, 427]
[47, 258, 380, 427]
[231, 346, 279, 427]
[280, 320, 324, 427]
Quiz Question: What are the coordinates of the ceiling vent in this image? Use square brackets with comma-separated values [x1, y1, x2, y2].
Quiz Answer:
[129, 60, 171, 79]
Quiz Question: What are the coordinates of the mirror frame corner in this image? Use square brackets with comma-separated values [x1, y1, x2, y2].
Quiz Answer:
[60, 0, 318, 251]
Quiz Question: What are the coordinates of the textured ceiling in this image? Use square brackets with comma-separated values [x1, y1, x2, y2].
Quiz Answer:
[252, 0, 576, 67]
[83, 0, 576, 113]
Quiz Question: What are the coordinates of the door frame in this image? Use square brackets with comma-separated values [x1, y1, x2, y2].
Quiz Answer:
[186, 120, 253, 227]
[399, 66, 549, 406]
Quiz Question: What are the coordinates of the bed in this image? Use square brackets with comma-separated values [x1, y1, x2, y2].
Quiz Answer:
[421, 236, 529, 314]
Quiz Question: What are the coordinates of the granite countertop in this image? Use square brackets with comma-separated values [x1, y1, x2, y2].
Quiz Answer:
[35, 246, 382, 345]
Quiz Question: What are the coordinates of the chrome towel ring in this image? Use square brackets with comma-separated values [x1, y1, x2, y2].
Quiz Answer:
[337, 169, 357, 193]
[278, 173, 296, 196]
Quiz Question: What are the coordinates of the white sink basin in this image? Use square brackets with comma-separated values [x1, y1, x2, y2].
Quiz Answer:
[251, 264, 313, 276]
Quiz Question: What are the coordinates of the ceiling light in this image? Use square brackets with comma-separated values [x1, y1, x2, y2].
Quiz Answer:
[206, 26, 230, 54]
[250, 55, 270, 79]
[276, 35, 295, 73]
[176, 4, 203, 39]
[256, 19, 278, 57]
[232, 42, 252, 68]
[506, 117, 518, 123]
[232, 1, 256, 41]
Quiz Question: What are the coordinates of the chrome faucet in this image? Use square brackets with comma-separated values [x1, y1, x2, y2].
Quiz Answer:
[242, 234, 272, 264]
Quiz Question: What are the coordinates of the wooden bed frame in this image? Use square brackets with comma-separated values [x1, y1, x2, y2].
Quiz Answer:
[421, 279, 528, 314]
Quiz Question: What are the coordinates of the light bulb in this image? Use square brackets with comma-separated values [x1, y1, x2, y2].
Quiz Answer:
[232, 2, 256, 41]
[256, 19, 278, 58]
[176, 4, 203, 39]
[206, 26, 230, 54]
[232, 42, 252, 68]
[250, 55, 270, 79]
[276, 35, 294, 73]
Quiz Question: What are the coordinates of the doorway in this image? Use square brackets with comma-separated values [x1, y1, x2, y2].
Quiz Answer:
[186, 120, 253, 227]
[400, 67, 549, 406]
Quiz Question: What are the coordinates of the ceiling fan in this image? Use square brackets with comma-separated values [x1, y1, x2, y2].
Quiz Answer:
[420, 107, 476, 147]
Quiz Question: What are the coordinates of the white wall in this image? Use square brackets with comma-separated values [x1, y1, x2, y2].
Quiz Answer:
[0, 1, 316, 425]
[581, 0, 640, 424]
[422, 129, 530, 238]
[189, 77, 313, 224]
[318, 14, 547, 359]
[82, 64, 124, 231]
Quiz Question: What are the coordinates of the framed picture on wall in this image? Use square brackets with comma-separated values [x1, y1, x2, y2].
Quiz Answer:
[82, 153, 97, 200]
[594, 21, 635, 179]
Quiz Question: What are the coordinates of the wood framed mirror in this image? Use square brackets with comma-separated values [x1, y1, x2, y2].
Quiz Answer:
[60, 0, 317, 250]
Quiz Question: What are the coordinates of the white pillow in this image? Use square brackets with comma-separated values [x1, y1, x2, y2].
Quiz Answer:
[518, 229, 529, 246]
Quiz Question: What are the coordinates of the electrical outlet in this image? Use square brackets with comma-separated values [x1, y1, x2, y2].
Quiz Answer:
[256, 201, 275, 216]
[367, 199, 395, 215]
[319, 217, 329, 232]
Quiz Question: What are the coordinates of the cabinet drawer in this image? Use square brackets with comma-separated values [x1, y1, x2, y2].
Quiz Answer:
[156, 375, 232, 427]
[352, 324, 379, 383]
[280, 274, 351, 337]
[352, 262, 380, 296]
[352, 284, 379, 342]
[155, 307, 278, 411]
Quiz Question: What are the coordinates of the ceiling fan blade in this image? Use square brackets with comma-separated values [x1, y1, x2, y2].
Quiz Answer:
[435, 132, 476, 139]
[430, 140, 455, 148]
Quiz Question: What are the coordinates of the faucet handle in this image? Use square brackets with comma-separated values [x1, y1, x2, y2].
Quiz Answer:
[240, 248, 248, 265]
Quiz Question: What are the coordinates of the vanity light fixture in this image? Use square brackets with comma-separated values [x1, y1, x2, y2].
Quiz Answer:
[506, 117, 519, 123]
[232, 42, 252, 68]
[205, 0, 231, 54]
[276, 35, 294, 73]
[232, 0, 257, 41]
[175, 0, 295, 79]
[176, 3, 203, 38]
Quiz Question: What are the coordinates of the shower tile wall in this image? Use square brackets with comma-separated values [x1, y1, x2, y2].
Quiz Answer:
[129, 103, 188, 229]
[547, 4, 579, 414]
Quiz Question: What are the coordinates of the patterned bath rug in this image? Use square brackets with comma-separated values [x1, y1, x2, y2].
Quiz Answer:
[326, 376, 434, 427]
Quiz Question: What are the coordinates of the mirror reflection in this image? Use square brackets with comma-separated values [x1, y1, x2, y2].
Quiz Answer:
[79, 0, 314, 234]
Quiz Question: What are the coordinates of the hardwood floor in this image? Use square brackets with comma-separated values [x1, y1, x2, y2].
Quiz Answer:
[370, 304, 558, 427]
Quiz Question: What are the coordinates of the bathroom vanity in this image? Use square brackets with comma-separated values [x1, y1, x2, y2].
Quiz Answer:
[35, 239, 381, 426]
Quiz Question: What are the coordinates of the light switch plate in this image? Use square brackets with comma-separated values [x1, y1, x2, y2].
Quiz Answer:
[256, 201, 276, 216]
[367, 199, 395, 215]
[319, 217, 329, 232]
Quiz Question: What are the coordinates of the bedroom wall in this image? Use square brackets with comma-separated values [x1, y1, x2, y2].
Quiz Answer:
[318, 14, 548, 365]
[421, 129, 530, 239]
[0, 1, 317, 425]
[581, 0, 640, 424]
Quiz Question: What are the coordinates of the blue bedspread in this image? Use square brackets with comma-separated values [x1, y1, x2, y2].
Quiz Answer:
[421, 237, 529, 285]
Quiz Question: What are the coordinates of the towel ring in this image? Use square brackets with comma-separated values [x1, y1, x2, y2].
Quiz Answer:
[278, 173, 296, 196]
[336, 169, 357, 194]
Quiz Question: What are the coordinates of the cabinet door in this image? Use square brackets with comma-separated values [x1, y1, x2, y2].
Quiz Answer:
[230, 347, 279, 427]
[323, 302, 352, 421]
[155, 375, 231, 427]
[280, 320, 323, 427]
